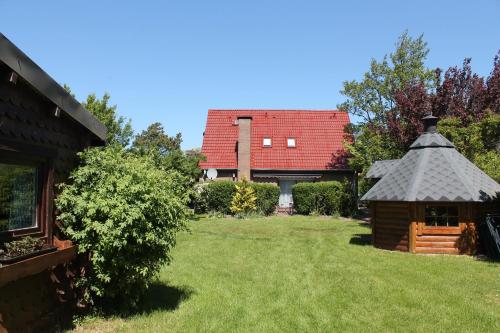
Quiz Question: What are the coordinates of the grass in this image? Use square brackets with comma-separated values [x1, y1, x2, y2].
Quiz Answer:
[72, 216, 500, 332]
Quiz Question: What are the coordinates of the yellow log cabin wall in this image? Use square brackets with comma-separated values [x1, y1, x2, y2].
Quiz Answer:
[370, 201, 494, 255]
[371, 202, 410, 252]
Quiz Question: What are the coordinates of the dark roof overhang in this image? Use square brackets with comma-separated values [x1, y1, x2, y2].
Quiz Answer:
[253, 173, 322, 180]
[0, 33, 107, 142]
[252, 168, 354, 172]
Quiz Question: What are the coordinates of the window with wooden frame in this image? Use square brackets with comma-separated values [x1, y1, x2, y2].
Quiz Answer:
[0, 162, 39, 232]
[424, 205, 459, 227]
[0, 142, 55, 244]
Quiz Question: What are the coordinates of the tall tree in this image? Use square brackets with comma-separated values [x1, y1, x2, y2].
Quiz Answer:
[132, 122, 182, 155]
[438, 113, 500, 182]
[338, 31, 500, 193]
[339, 31, 436, 125]
[132, 123, 204, 184]
[394, 52, 500, 182]
[83, 93, 133, 147]
[433, 58, 488, 122]
[336, 31, 436, 191]
[486, 52, 500, 113]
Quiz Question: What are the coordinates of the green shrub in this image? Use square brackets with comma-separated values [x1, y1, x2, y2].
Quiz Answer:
[56, 146, 187, 309]
[250, 183, 280, 215]
[331, 181, 357, 216]
[201, 181, 236, 215]
[194, 181, 280, 216]
[292, 182, 317, 215]
[292, 181, 355, 216]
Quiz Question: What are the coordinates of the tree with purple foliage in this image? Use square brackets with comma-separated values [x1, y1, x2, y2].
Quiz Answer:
[338, 31, 500, 194]
[394, 53, 500, 181]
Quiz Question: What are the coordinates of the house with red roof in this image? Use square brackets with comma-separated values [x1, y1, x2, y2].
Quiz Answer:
[200, 110, 356, 209]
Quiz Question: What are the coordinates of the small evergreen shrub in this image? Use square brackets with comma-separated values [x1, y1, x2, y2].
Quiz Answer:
[230, 178, 257, 217]
[56, 146, 188, 309]
[292, 181, 355, 216]
[250, 183, 280, 215]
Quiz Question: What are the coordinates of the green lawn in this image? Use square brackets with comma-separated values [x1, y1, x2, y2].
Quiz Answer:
[73, 216, 500, 332]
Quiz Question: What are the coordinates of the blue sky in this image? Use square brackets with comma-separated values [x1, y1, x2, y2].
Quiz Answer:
[1, 1, 499, 149]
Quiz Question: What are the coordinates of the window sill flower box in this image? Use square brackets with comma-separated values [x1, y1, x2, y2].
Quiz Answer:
[0, 239, 76, 287]
[0, 245, 57, 266]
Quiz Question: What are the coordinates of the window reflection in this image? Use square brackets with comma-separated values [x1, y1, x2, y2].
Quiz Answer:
[424, 205, 459, 227]
[0, 163, 38, 231]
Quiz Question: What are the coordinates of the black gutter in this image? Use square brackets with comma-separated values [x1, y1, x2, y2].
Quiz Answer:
[0, 33, 107, 141]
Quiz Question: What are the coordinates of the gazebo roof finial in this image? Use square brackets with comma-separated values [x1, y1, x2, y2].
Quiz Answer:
[422, 113, 438, 133]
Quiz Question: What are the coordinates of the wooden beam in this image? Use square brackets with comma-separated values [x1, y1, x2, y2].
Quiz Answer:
[8, 71, 18, 84]
[370, 203, 376, 245]
[409, 203, 417, 253]
[54, 106, 61, 118]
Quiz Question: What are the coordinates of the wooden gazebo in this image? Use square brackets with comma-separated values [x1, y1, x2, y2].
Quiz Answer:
[362, 115, 500, 255]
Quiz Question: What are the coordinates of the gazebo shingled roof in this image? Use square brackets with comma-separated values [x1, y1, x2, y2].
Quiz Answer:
[365, 159, 400, 179]
[361, 115, 500, 202]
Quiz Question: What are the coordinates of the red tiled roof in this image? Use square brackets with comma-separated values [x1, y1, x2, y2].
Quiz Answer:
[200, 110, 351, 170]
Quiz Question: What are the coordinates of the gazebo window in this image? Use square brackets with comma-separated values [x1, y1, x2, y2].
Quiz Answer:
[0, 163, 39, 232]
[425, 205, 459, 227]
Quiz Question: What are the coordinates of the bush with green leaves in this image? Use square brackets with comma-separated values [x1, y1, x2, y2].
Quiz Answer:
[194, 181, 280, 216]
[292, 181, 355, 216]
[438, 113, 500, 183]
[251, 183, 280, 215]
[291, 182, 316, 215]
[197, 180, 236, 215]
[55, 146, 187, 309]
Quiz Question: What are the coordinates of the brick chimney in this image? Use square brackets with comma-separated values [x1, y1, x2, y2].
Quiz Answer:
[237, 117, 252, 180]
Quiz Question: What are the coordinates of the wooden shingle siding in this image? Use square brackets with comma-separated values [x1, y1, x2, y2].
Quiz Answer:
[0, 64, 93, 184]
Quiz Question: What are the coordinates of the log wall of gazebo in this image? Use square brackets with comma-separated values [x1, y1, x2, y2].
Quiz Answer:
[370, 201, 492, 255]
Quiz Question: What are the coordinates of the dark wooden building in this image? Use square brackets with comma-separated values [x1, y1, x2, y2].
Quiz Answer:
[362, 115, 500, 255]
[0, 33, 106, 331]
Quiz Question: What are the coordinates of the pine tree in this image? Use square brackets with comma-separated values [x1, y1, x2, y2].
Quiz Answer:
[230, 178, 257, 217]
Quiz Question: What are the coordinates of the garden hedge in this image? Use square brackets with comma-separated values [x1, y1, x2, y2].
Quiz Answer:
[200, 180, 236, 215]
[251, 183, 280, 215]
[292, 181, 355, 216]
[195, 181, 280, 216]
